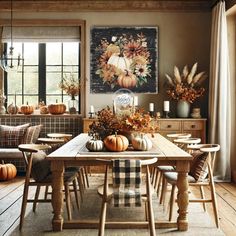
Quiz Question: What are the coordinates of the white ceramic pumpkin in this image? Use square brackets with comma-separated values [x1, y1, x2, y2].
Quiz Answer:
[132, 134, 153, 151]
[86, 139, 104, 152]
[107, 55, 132, 71]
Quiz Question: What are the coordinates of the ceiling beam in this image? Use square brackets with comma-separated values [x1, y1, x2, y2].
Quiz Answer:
[0, 1, 211, 12]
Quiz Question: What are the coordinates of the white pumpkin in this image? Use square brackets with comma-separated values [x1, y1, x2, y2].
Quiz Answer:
[86, 139, 104, 152]
[132, 134, 153, 151]
[107, 55, 132, 71]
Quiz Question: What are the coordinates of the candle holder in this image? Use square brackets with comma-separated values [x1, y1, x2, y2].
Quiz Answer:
[89, 112, 95, 119]
[164, 111, 170, 118]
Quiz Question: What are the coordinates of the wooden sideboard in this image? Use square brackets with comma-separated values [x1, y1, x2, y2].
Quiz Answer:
[83, 118, 207, 143]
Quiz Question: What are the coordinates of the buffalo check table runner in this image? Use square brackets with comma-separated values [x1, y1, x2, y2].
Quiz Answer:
[112, 159, 142, 207]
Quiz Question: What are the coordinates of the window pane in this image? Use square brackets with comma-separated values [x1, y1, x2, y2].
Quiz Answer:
[63, 65, 79, 74]
[46, 71, 61, 94]
[46, 43, 61, 65]
[24, 96, 38, 106]
[24, 43, 38, 65]
[63, 42, 79, 65]
[24, 66, 38, 94]
[7, 71, 22, 94]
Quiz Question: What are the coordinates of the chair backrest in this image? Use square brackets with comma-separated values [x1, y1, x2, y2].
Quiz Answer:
[97, 157, 157, 207]
[18, 144, 51, 182]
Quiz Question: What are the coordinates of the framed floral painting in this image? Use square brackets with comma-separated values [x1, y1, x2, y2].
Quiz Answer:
[90, 26, 158, 93]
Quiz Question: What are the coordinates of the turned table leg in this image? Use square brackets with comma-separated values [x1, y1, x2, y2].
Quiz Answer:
[176, 160, 190, 231]
[51, 161, 64, 231]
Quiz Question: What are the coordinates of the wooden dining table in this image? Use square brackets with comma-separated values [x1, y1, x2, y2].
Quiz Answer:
[46, 133, 193, 232]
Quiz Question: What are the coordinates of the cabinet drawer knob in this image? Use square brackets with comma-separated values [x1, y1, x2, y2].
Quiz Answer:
[191, 125, 196, 128]
[167, 125, 172, 128]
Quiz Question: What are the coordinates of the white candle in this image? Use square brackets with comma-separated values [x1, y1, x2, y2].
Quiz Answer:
[133, 96, 138, 106]
[90, 105, 94, 113]
[149, 103, 154, 112]
[164, 101, 170, 112]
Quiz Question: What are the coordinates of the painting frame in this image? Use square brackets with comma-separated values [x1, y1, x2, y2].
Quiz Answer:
[90, 26, 158, 94]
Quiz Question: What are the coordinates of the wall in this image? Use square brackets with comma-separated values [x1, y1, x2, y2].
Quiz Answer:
[0, 11, 211, 118]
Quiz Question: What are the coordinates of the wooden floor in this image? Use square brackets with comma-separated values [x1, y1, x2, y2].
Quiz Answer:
[0, 176, 236, 236]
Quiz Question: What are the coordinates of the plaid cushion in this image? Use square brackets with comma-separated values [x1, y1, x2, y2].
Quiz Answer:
[0, 124, 30, 148]
[112, 159, 141, 207]
[22, 124, 42, 144]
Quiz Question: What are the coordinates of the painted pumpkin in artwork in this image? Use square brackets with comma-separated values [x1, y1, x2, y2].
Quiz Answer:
[0, 162, 17, 181]
[104, 133, 129, 152]
[117, 71, 137, 88]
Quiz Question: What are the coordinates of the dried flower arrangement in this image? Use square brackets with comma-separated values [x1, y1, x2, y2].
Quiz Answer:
[165, 63, 206, 103]
[88, 106, 158, 140]
[59, 73, 80, 97]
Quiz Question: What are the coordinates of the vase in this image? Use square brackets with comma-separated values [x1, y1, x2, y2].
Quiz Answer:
[68, 95, 78, 114]
[176, 100, 190, 118]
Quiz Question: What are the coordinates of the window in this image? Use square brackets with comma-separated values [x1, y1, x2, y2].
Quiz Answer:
[4, 42, 80, 112]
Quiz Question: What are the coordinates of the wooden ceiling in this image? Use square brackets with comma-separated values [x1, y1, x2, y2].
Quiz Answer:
[0, 0, 215, 12]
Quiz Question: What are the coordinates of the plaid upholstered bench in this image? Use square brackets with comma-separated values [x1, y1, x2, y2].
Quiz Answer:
[0, 124, 42, 173]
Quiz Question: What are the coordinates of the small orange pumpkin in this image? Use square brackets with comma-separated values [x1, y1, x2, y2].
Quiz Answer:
[48, 100, 66, 115]
[0, 162, 17, 181]
[104, 133, 129, 152]
[20, 102, 34, 115]
[117, 70, 137, 88]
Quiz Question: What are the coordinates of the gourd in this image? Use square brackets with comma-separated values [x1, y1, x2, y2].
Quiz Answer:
[117, 70, 137, 88]
[104, 133, 129, 152]
[107, 55, 131, 71]
[0, 162, 17, 181]
[7, 103, 19, 114]
[20, 102, 34, 115]
[40, 105, 49, 114]
[86, 139, 104, 152]
[48, 100, 66, 115]
[132, 134, 153, 151]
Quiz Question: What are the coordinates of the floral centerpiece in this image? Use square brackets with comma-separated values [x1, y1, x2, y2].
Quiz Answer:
[165, 62, 206, 103]
[96, 33, 151, 89]
[88, 106, 158, 141]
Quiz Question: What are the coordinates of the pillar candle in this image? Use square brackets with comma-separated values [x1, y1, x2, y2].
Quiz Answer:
[149, 103, 154, 112]
[164, 101, 170, 112]
[134, 96, 138, 106]
[90, 105, 94, 113]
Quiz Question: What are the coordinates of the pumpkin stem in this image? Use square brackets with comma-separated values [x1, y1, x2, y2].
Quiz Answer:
[1, 160, 4, 164]
[56, 99, 58, 103]
[26, 101, 28, 105]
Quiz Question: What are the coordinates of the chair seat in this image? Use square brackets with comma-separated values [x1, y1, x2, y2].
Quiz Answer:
[37, 171, 78, 183]
[164, 172, 196, 184]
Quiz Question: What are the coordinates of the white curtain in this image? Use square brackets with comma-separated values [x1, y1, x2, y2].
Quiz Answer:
[209, 0, 231, 181]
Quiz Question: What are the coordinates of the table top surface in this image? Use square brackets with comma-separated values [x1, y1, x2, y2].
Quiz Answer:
[47, 133, 192, 161]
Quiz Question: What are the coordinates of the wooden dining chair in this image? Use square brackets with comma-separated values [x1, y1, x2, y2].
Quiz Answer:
[18, 144, 80, 230]
[163, 144, 220, 227]
[97, 157, 158, 236]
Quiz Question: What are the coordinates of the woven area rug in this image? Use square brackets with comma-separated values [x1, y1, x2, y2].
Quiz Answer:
[10, 174, 225, 236]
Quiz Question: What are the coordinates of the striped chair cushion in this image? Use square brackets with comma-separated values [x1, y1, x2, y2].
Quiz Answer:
[22, 124, 42, 144]
[0, 124, 30, 148]
[189, 151, 208, 181]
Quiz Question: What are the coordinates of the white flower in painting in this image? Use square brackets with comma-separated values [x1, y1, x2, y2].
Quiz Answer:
[142, 42, 147, 47]
[135, 64, 149, 77]
[111, 36, 117, 42]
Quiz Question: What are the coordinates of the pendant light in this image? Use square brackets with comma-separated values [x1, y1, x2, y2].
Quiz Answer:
[0, 0, 23, 72]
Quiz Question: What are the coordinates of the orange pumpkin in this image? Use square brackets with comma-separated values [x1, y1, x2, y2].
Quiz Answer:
[0, 163, 17, 181]
[117, 71, 137, 88]
[104, 133, 129, 152]
[20, 102, 34, 115]
[48, 101, 66, 115]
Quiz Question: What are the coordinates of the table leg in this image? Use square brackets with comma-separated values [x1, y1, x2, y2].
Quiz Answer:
[51, 161, 64, 231]
[176, 160, 190, 231]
